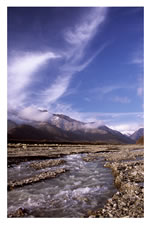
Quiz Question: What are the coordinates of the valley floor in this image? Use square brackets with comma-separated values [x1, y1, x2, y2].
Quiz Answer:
[7, 144, 144, 218]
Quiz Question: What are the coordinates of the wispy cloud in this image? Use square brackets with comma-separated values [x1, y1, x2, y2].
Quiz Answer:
[8, 7, 107, 117]
[62, 43, 108, 74]
[39, 46, 107, 108]
[32, 9, 108, 111]
[64, 8, 107, 47]
[90, 84, 134, 98]
[111, 96, 131, 104]
[128, 47, 144, 98]
[39, 74, 72, 106]
[99, 85, 121, 94]
[8, 51, 61, 111]
[18, 105, 51, 122]
[83, 121, 104, 129]
[131, 49, 144, 67]
[8, 8, 109, 122]
[62, 8, 108, 72]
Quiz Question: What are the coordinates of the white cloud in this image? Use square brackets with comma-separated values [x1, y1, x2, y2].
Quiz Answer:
[64, 8, 107, 46]
[8, 51, 61, 110]
[63, 8, 108, 70]
[38, 8, 108, 108]
[18, 106, 50, 122]
[40, 74, 72, 105]
[8, 8, 109, 121]
[83, 120, 104, 129]
[62, 43, 107, 74]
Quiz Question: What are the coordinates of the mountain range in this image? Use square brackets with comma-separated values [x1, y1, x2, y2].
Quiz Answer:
[8, 114, 141, 144]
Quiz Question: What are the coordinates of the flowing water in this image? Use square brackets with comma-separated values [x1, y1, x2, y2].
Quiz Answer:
[8, 153, 116, 218]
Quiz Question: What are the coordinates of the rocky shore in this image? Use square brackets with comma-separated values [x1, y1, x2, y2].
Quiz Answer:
[87, 148, 144, 218]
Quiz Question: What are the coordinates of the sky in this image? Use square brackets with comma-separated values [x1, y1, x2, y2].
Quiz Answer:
[7, 7, 144, 134]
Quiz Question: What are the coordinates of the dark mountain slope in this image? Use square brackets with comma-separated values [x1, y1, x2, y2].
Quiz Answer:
[8, 120, 17, 131]
[130, 128, 144, 141]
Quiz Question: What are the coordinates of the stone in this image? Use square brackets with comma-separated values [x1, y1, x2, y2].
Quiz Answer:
[8, 208, 28, 218]
[8, 168, 67, 190]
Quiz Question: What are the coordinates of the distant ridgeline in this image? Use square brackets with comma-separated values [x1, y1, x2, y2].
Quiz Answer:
[7, 114, 139, 144]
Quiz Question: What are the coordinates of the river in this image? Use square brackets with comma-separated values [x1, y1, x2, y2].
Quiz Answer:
[8, 153, 117, 217]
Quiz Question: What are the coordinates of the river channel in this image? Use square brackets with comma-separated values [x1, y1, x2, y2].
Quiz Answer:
[8, 153, 117, 217]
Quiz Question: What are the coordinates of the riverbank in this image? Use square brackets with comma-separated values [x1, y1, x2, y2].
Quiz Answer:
[87, 147, 144, 218]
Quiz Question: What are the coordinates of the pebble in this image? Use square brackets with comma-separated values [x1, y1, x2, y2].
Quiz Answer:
[88, 148, 144, 218]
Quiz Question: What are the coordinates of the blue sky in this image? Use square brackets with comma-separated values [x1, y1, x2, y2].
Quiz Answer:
[7, 7, 144, 134]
